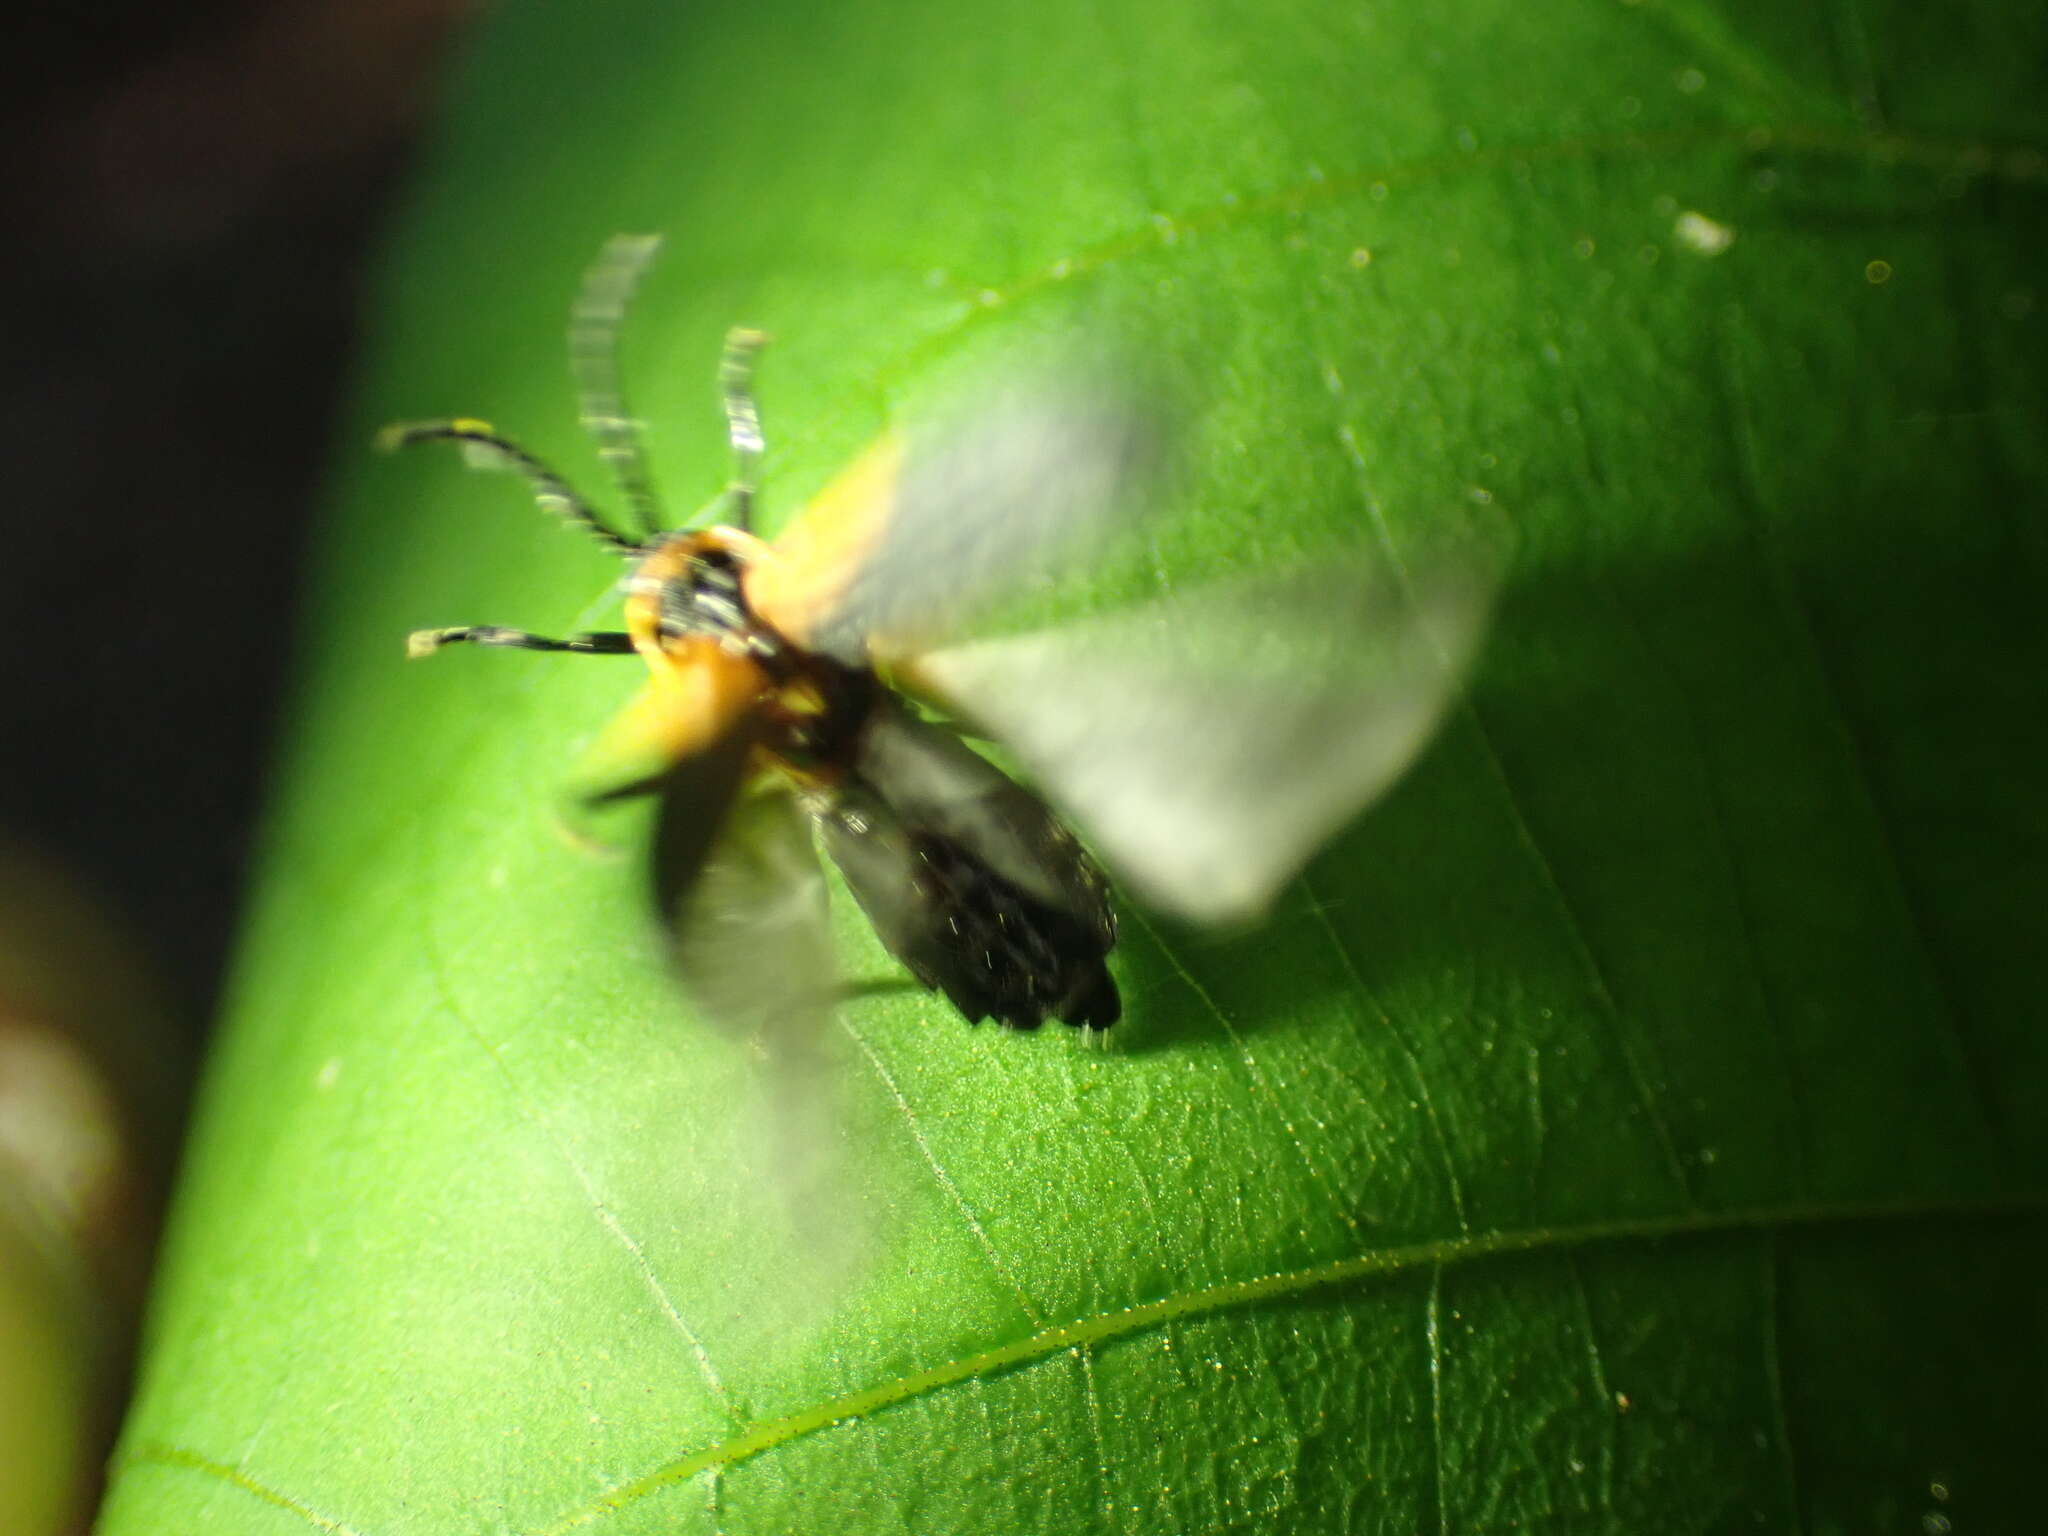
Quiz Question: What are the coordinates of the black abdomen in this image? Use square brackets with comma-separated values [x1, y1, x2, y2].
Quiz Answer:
[815, 700, 1119, 1030]
[891, 828, 1118, 1028]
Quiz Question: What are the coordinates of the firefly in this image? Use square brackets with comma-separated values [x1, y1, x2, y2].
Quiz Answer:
[387, 235, 1491, 1038]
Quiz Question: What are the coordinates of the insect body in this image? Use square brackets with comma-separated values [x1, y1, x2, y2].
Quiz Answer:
[390, 236, 1494, 1039]
[613, 517, 1122, 1029]
[389, 239, 1123, 1030]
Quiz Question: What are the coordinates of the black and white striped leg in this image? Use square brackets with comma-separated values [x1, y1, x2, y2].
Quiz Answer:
[406, 626, 636, 659]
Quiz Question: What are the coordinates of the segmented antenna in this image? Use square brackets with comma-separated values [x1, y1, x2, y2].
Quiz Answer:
[720, 327, 769, 532]
[375, 418, 643, 555]
[571, 233, 667, 542]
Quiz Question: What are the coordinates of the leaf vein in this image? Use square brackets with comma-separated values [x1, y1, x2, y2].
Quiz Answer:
[1426, 1266, 1449, 1536]
[531, 1190, 2048, 1534]
[1565, 1254, 1618, 1510]
[1712, 309, 2008, 1172]
[1077, 1345, 1121, 1533]
[1330, 407, 1695, 1203]
[1761, 1235, 1806, 1534]
[1302, 869, 1471, 1233]
[416, 891, 742, 1422]
[840, 1013, 1045, 1324]
[115, 1441, 372, 1536]
[1130, 908, 1366, 1240]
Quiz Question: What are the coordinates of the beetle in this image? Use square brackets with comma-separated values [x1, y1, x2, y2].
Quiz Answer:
[386, 235, 1493, 1039]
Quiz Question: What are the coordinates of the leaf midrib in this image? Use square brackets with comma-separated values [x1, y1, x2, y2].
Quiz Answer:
[117, 1187, 2048, 1536]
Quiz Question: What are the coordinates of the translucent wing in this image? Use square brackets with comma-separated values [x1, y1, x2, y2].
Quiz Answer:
[651, 741, 835, 1042]
[747, 376, 1162, 665]
[903, 557, 1496, 926]
[651, 748, 866, 1278]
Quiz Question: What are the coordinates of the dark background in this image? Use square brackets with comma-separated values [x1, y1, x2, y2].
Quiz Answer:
[1, 0, 471, 1030]
[0, 9, 471, 1522]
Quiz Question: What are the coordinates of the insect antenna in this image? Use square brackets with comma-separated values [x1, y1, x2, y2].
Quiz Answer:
[719, 326, 769, 532]
[406, 626, 635, 658]
[376, 418, 644, 555]
[570, 233, 668, 543]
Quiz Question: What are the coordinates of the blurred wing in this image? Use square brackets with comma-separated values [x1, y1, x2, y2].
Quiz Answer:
[747, 378, 1162, 665]
[741, 432, 904, 658]
[654, 758, 870, 1287]
[654, 752, 835, 1041]
[904, 558, 1496, 926]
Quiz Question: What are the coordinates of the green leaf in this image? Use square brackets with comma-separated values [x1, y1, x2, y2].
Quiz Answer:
[104, 1, 2047, 1531]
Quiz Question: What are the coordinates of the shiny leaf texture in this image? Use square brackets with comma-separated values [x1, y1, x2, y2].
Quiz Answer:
[103, 0, 2047, 1532]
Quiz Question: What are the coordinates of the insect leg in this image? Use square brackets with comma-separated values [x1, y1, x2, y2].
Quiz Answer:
[378, 419, 642, 555]
[720, 327, 769, 531]
[406, 626, 636, 659]
[570, 233, 667, 543]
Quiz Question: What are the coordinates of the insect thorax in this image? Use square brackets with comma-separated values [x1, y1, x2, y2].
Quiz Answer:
[626, 527, 879, 774]
[627, 530, 767, 646]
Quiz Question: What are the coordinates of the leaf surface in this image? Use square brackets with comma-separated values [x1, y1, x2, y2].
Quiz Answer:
[103, 1, 2048, 1532]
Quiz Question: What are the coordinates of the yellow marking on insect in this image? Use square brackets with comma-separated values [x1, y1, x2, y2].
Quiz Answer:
[744, 431, 907, 647]
[375, 418, 502, 454]
[572, 639, 766, 802]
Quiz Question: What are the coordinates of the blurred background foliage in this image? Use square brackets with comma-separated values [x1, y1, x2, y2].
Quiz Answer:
[0, 1, 465, 1527]
[1, 0, 2043, 1532]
